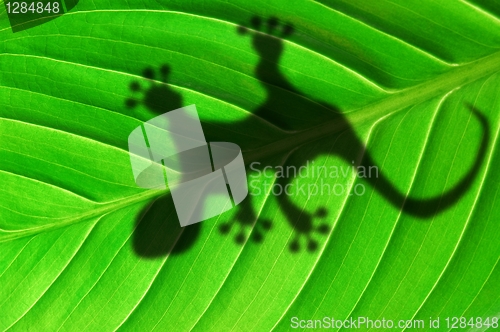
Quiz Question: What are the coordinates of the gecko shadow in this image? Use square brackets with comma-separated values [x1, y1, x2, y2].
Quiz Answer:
[127, 16, 489, 257]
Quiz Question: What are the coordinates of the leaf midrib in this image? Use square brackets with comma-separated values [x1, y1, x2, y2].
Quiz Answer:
[0, 189, 164, 243]
[3, 50, 500, 243]
[245, 50, 500, 161]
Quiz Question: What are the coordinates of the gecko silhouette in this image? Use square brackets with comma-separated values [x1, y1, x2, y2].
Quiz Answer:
[126, 16, 489, 256]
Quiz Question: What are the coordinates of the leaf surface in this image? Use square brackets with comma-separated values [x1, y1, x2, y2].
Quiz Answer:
[1, 1, 499, 331]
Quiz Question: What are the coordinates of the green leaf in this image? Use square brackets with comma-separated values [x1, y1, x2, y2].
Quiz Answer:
[1, 0, 499, 331]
